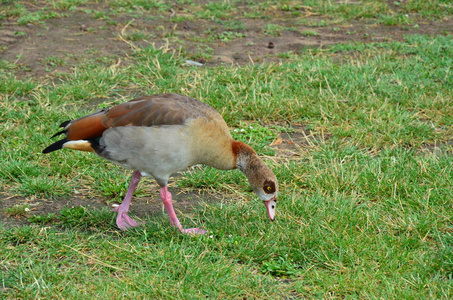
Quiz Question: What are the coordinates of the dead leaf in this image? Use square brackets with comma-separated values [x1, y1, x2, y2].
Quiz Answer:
[270, 137, 283, 146]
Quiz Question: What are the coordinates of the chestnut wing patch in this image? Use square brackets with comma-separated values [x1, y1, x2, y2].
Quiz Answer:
[65, 110, 108, 141]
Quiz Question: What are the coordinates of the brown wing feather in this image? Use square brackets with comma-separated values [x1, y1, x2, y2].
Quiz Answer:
[103, 94, 212, 128]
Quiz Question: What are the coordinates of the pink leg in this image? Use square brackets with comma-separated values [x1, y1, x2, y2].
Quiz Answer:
[160, 186, 206, 235]
[113, 171, 141, 230]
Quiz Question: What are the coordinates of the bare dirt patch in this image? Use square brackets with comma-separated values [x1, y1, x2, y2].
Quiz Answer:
[1, 2, 451, 77]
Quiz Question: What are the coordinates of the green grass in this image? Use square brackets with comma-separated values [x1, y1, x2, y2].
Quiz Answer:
[1, 0, 452, 299]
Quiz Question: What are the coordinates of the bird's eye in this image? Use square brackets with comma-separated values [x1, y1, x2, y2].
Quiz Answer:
[263, 180, 276, 194]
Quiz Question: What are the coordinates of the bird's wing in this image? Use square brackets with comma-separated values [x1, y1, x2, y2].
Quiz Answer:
[43, 94, 228, 153]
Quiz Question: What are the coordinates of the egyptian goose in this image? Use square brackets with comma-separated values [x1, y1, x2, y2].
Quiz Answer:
[43, 93, 278, 234]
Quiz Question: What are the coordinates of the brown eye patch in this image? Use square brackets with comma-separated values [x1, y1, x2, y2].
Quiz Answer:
[263, 180, 276, 194]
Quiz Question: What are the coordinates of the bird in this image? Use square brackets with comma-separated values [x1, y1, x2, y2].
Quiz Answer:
[42, 93, 278, 234]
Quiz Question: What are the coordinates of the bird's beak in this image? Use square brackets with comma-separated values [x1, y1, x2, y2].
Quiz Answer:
[263, 198, 277, 221]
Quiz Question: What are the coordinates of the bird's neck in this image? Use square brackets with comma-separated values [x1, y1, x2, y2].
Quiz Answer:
[232, 141, 266, 178]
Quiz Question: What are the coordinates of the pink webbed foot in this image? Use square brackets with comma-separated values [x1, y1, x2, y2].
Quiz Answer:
[113, 170, 142, 231]
[113, 205, 140, 231]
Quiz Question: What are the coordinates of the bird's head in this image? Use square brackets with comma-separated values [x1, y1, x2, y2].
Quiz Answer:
[251, 176, 278, 221]
[234, 141, 279, 220]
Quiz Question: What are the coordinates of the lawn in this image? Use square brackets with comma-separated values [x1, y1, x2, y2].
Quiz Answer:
[0, 0, 452, 299]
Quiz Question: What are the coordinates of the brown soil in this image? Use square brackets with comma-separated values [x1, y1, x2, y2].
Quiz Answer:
[1, 2, 451, 77]
[0, 2, 451, 228]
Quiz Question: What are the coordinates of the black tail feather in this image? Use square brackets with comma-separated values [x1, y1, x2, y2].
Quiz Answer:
[42, 139, 68, 154]
[51, 130, 66, 138]
[59, 120, 71, 128]
[43, 120, 71, 152]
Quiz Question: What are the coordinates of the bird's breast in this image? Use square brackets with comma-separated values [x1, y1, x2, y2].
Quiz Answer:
[186, 118, 236, 170]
